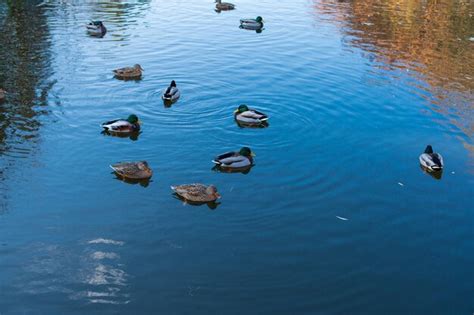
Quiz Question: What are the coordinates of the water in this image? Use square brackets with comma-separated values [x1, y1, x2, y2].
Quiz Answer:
[0, 0, 473, 313]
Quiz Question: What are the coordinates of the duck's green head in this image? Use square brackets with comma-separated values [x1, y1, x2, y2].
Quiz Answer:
[256, 16, 263, 23]
[127, 114, 140, 124]
[235, 104, 249, 114]
[239, 147, 256, 157]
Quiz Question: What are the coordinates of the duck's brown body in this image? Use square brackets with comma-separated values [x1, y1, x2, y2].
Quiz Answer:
[113, 64, 143, 79]
[171, 184, 220, 202]
[110, 161, 152, 180]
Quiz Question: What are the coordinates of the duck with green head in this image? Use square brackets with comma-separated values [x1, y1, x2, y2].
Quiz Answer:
[240, 16, 264, 30]
[419, 145, 444, 172]
[212, 147, 256, 170]
[86, 20, 107, 37]
[234, 104, 268, 126]
[101, 114, 141, 133]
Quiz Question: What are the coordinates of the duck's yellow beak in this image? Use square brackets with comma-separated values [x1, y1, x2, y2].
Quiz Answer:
[233, 109, 239, 114]
[251, 152, 256, 157]
[137, 120, 142, 125]
[215, 192, 221, 199]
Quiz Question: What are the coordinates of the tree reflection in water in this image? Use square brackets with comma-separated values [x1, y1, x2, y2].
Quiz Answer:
[0, 1, 53, 209]
[314, 0, 474, 162]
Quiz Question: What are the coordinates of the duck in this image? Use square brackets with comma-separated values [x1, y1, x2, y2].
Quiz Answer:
[171, 184, 221, 203]
[212, 147, 255, 170]
[110, 161, 152, 180]
[234, 104, 268, 126]
[113, 64, 143, 80]
[240, 16, 264, 30]
[162, 80, 180, 102]
[86, 21, 107, 37]
[419, 145, 444, 171]
[215, 0, 235, 11]
[0, 89, 6, 101]
[101, 114, 141, 133]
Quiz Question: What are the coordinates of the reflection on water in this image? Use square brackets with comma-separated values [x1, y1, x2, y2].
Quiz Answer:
[173, 194, 221, 210]
[0, 0, 53, 210]
[420, 165, 443, 180]
[0, 1, 51, 150]
[113, 174, 152, 187]
[314, 0, 474, 158]
[1, 0, 474, 313]
[15, 239, 129, 306]
[78, 238, 129, 305]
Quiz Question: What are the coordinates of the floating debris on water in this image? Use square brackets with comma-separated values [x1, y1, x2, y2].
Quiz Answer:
[451, 171, 455, 174]
[88, 238, 124, 246]
[398, 182, 404, 187]
[336, 216, 348, 221]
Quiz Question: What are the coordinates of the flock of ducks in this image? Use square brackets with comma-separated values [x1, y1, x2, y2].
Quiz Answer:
[0, 3, 446, 205]
[86, 2, 270, 204]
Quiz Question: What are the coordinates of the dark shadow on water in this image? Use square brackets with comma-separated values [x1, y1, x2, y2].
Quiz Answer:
[212, 165, 253, 175]
[172, 193, 221, 210]
[239, 26, 264, 33]
[112, 173, 151, 187]
[420, 165, 443, 180]
[113, 75, 142, 82]
[101, 130, 141, 141]
[163, 99, 177, 108]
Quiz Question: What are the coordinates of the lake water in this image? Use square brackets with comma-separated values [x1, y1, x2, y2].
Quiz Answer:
[0, 0, 473, 313]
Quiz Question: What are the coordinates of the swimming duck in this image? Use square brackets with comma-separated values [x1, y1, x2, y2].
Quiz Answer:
[240, 16, 264, 30]
[171, 184, 221, 203]
[110, 161, 153, 180]
[101, 114, 140, 133]
[234, 104, 268, 126]
[113, 64, 143, 80]
[86, 21, 107, 37]
[212, 147, 255, 170]
[215, 0, 235, 11]
[419, 145, 444, 171]
[162, 80, 180, 102]
[0, 89, 6, 101]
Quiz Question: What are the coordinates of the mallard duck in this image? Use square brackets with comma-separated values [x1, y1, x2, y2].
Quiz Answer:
[419, 145, 444, 171]
[86, 21, 107, 37]
[240, 16, 264, 30]
[162, 80, 180, 102]
[212, 147, 255, 169]
[171, 184, 221, 202]
[0, 89, 6, 101]
[234, 104, 268, 126]
[113, 64, 143, 80]
[110, 161, 152, 180]
[215, 0, 235, 11]
[101, 114, 141, 133]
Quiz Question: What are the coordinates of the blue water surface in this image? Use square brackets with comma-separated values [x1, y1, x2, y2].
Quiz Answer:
[0, 0, 473, 314]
